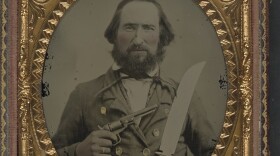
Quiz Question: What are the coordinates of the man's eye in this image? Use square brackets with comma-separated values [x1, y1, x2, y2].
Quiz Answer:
[143, 26, 155, 31]
[124, 25, 135, 31]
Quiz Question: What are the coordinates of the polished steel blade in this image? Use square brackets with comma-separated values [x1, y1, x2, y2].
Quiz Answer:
[158, 61, 206, 156]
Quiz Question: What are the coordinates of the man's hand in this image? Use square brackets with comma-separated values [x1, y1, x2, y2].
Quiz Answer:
[76, 130, 118, 156]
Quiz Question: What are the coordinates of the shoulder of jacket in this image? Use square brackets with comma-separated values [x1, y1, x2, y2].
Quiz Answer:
[74, 74, 106, 96]
[160, 71, 179, 90]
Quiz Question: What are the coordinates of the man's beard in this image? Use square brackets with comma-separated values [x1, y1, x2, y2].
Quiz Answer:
[111, 44, 165, 78]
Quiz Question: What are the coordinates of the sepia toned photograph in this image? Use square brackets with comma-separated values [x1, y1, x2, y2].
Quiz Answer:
[42, 0, 227, 155]
[0, 0, 264, 155]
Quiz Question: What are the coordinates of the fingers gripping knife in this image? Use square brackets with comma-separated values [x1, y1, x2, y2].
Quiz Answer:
[156, 62, 206, 156]
[99, 105, 158, 146]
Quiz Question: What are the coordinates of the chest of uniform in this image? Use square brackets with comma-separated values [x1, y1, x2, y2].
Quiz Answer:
[83, 96, 171, 132]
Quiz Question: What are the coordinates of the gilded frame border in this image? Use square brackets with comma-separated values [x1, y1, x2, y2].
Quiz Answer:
[1, 0, 8, 154]
[16, 0, 263, 155]
[260, 0, 269, 155]
[1, 0, 18, 155]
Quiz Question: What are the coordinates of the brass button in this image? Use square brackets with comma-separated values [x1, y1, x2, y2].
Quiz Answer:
[100, 106, 107, 115]
[115, 146, 123, 156]
[165, 108, 170, 114]
[153, 128, 160, 137]
[142, 148, 151, 156]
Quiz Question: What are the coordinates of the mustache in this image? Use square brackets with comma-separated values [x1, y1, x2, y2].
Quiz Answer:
[127, 44, 149, 52]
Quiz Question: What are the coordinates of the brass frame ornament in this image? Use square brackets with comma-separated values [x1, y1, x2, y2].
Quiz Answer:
[18, 0, 255, 155]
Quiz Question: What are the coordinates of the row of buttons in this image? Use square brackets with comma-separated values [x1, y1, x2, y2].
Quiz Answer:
[115, 146, 151, 156]
[114, 128, 160, 155]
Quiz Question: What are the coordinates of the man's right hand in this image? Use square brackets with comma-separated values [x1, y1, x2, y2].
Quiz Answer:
[76, 130, 118, 156]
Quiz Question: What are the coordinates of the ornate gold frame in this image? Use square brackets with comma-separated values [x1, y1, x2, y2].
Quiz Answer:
[260, 0, 269, 155]
[17, 0, 261, 155]
[1, 0, 8, 154]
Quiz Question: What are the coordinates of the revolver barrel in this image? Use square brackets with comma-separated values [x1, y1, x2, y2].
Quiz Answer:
[102, 105, 158, 132]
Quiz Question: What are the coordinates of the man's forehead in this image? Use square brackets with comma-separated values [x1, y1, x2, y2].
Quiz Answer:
[120, 1, 160, 24]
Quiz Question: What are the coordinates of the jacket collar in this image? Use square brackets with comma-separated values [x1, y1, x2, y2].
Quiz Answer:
[100, 67, 177, 114]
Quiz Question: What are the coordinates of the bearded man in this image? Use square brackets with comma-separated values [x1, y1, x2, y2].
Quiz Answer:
[52, 0, 217, 155]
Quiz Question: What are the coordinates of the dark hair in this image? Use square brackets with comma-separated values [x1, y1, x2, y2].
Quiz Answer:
[104, 0, 174, 47]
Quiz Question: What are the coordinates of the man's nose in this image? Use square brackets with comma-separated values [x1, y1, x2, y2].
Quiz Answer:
[132, 28, 144, 45]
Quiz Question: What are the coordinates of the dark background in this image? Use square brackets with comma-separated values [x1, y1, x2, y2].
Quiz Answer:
[269, 1, 280, 155]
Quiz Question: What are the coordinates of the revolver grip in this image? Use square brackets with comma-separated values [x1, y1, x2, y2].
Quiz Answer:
[99, 123, 123, 146]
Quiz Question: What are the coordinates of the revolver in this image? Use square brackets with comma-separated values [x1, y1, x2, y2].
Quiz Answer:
[99, 105, 158, 146]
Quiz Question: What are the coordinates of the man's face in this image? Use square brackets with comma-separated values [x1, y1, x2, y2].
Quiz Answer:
[114, 1, 160, 71]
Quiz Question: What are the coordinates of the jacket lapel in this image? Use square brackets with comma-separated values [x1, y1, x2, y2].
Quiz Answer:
[101, 85, 131, 115]
[100, 68, 131, 115]
[100, 69, 150, 146]
[140, 84, 174, 132]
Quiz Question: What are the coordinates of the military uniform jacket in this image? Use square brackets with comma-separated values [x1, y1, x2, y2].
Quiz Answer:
[52, 68, 217, 156]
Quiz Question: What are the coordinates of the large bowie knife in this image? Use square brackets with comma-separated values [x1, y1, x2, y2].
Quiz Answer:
[156, 61, 206, 156]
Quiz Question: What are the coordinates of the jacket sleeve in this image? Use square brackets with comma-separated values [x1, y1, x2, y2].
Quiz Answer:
[52, 85, 86, 156]
[184, 91, 218, 156]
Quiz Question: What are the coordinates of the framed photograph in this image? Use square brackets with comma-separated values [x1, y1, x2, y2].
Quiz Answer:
[0, 0, 269, 155]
